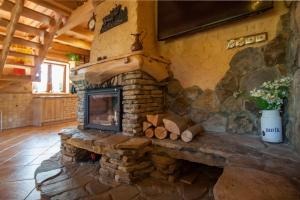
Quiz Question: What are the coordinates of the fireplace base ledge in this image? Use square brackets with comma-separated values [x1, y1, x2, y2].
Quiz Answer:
[59, 128, 300, 184]
[33, 128, 300, 199]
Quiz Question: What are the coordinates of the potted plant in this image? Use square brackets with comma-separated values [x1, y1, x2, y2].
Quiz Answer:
[247, 77, 292, 143]
[66, 53, 81, 69]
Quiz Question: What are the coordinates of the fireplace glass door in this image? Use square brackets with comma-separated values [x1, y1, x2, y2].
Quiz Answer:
[85, 88, 121, 132]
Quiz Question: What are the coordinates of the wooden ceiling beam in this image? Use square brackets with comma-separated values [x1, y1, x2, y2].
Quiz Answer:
[33, 15, 62, 81]
[66, 26, 94, 42]
[27, 0, 71, 16]
[0, 34, 42, 49]
[38, 0, 73, 14]
[0, 17, 44, 36]
[54, 34, 91, 50]
[50, 42, 90, 56]
[56, 0, 95, 36]
[0, 0, 52, 24]
[0, 0, 24, 76]
[46, 52, 69, 62]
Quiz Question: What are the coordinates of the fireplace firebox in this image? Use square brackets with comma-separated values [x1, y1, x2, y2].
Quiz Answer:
[84, 88, 122, 132]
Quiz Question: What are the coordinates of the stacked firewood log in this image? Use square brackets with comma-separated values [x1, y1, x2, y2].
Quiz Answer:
[143, 113, 204, 142]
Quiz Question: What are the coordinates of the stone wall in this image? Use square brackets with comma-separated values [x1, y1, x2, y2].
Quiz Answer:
[166, 12, 288, 135]
[166, 2, 300, 152]
[74, 70, 165, 136]
[158, 2, 288, 90]
[286, 2, 300, 153]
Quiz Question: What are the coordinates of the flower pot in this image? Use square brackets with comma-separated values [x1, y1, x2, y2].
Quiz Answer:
[261, 110, 282, 143]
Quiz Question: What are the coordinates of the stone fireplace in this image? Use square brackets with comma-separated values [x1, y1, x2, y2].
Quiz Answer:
[34, 1, 300, 199]
[85, 87, 122, 132]
[72, 53, 170, 136]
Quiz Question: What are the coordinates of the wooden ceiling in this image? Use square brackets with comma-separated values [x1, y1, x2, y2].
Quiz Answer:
[0, 0, 97, 81]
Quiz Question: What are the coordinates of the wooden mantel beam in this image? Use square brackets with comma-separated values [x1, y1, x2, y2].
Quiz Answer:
[56, 0, 95, 36]
[0, 0, 24, 76]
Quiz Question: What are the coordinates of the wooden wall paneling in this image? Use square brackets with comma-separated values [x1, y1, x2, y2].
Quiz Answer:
[57, 98, 63, 120]
[0, 94, 33, 129]
[63, 97, 77, 119]
[32, 97, 42, 126]
[33, 96, 77, 126]
[63, 66, 66, 93]
[46, 64, 52, 92]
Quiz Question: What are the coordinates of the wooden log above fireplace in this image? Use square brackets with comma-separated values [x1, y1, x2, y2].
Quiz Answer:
[70, 51, 170, 85]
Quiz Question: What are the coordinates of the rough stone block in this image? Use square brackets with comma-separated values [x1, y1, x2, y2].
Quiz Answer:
[116, 138, 152, 150]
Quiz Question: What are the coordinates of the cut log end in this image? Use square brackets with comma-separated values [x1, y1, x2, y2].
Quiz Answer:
[143, 121, 153, 132]
[147, 114, 166, 127]
[163, 114, 188, 135]
[145, 127, 154, 138]
[181, 124, 204, 143]
[154, 126, 168, 139]
[169, 132, 179, 141]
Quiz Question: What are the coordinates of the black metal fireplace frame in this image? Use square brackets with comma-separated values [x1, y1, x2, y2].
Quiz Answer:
[84, 87, 122, 132]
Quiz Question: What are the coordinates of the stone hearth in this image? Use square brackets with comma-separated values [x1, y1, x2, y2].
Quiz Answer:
[33, 2, 300, 199]
[35, 128, 300, 199]
[35, 154, 221, 200]
[58, 128, 300, 180]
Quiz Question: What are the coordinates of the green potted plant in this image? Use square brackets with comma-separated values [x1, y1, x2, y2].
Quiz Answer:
[66, 53, 81, 69]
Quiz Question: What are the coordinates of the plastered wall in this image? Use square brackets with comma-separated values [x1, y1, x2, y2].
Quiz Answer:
[91, 0, 139, 62]
[158, 2, 288, 90]
[92, 1, 287, 90]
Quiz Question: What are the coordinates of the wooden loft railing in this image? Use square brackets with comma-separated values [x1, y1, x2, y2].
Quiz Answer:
[0, 17, 44, 36]
[0, 0, 24, 79]
[0, 0, 63, 81]
[0, 0, 95, 82]
[0, 0, 52, 24]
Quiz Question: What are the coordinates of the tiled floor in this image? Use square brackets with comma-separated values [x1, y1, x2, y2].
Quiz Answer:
[0, 122, 77, 200]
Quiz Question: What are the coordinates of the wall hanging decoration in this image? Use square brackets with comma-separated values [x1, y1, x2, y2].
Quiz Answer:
[100, 4, 128, 33]
[131, 32, 144, 52]
[88, 13, 96, 31]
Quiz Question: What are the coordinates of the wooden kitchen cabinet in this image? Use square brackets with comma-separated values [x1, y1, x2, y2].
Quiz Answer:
[33, 95, 77, 126]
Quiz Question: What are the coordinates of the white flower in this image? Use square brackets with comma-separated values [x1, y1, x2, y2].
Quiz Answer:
[247, 76, 292, 110]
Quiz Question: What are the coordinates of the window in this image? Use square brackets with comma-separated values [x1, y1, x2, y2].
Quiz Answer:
[32, 61, 70, 94]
